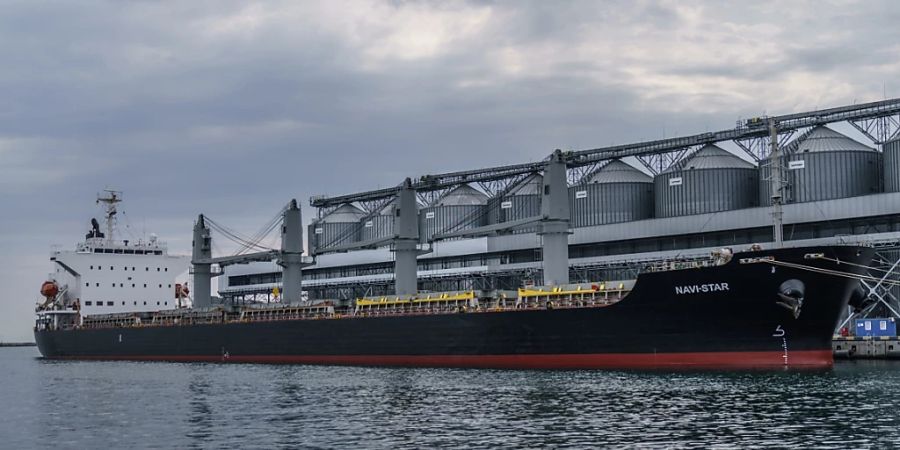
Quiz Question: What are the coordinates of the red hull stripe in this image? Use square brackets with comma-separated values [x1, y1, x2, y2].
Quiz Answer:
[54, 350, 833, 369]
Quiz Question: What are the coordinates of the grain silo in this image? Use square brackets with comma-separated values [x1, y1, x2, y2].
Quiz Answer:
[420, 184, 488, 242]
[655, 144, 758, 218]
[760, 126, 881, 204]
[883, 136, 900, 193]
[359, 201, 395, 243]
[570, 159, 654, 227]
[308, 203, 364, 253]
[488, 174, 542, 233]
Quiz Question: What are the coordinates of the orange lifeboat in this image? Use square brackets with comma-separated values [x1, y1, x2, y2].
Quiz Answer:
[40, 281, 59, 299]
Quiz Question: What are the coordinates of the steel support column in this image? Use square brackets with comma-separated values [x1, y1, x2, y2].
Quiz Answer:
[191, 214, 213, 308]
[279, 199, 304, 304]
[393, 178, 420, 295]
[539, 150, 571, 285]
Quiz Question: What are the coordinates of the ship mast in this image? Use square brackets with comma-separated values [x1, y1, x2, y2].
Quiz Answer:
[97, 190, 122, 244]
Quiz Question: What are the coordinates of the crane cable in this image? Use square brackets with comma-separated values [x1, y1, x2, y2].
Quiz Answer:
[205, 217, 275, 252]
[203, 202, 291, 255]
[231, 205, 285, 255]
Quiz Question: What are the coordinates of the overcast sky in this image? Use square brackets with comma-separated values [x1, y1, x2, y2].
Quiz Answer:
[1, 0, 898, 341]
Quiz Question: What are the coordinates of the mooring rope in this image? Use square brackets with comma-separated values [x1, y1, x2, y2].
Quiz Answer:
[813, 256, 897, 275]
[762, 259, 900, 287]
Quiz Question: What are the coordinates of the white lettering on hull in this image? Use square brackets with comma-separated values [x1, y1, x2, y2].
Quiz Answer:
[674, 283, 730, 295]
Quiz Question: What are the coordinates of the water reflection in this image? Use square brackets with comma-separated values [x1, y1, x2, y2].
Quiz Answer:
[4, 348, 900, 449]
[186, 370, 213, 445]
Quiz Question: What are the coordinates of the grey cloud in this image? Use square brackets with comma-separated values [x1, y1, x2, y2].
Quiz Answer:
[1, 0, 899, 340]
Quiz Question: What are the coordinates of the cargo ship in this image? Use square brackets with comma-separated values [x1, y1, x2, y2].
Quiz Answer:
[34, 191, 875, 369]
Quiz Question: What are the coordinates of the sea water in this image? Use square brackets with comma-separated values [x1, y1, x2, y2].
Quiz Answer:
[2, 347, 900, 448]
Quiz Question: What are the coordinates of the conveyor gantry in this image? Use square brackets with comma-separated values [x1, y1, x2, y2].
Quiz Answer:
[307, 97, 900, 296]
[310, 97, 900, 207]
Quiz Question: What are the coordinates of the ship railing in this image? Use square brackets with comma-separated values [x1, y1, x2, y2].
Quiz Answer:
[237, 305, 336, 323]
[515, 282, 633, 309]
[353, 291, 478, 316]
[645, 256, 723, 272]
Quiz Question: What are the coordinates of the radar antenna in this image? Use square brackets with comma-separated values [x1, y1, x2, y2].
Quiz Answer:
[96, 190, 123, 243]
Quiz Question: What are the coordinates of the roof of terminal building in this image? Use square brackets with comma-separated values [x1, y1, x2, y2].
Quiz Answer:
[666, 144, 756, 172]
[587, 159, 652, 184]
[437, 184, 488, 206]
[792, 126, 875, 153]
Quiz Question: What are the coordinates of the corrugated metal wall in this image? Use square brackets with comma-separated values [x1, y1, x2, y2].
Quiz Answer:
[487, 195, 541, 233]
[419, 205, 487, 242]
[760, 152, 883, 204]
[308, 222, 361, 253]
[885, 139, 900, 193]
[655, 168, 758, 218]
[359, 215, 394, 241]
[569, 183, 654, 227]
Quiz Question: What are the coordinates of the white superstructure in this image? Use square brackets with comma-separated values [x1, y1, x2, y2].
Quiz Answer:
[36, 191, 189, 329]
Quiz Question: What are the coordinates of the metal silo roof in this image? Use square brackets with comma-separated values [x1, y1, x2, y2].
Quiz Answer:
[508, 174, 543, 195]
[792, 126, 875, 153]
[376, 199, 397, 215]
[587, 159, 652, 184]
[437, 184, 488, 206]
[666, 144, 755, 172]
[320, 203, 365, 223]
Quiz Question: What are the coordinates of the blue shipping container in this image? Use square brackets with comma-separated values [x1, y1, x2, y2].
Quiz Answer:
[855, 318, 897, 337]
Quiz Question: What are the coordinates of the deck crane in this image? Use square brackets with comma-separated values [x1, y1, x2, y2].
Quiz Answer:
[191, 199, 313, 308]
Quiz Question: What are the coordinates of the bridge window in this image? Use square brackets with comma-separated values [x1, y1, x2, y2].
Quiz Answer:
[107, 301, 113, 306]
[85, 301, 92, 306]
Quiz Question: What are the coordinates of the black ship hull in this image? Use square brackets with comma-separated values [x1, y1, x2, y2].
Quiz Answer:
[36, 246, 873, 369]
